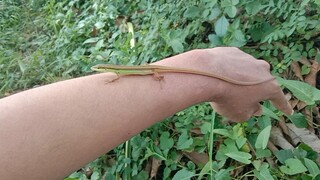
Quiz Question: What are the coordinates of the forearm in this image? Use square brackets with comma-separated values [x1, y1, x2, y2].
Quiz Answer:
[0, 50, 217, 179]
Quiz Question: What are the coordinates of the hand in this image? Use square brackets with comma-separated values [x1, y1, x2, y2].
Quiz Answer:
[204, 47, 293, 122]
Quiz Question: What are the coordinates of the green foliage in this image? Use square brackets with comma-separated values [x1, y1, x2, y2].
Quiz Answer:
[255, 125, 271, 149]
[280, 158, 308, 175]
[172, 168, 195, 180]
[278, 77, 320, 105]
[286, 113, 308, 128]
[2, 0, 320, 179]
[253, 162, 274, 180]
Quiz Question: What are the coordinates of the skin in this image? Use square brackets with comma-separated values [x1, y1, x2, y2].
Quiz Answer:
[0, 47, 293, 179]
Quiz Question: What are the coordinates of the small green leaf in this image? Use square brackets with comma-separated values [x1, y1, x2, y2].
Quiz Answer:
[172, 168, 195, 180]
[280, 158, 308, 175]
[91, 171, 100, 180]
[262, 105, 280, 120]
[225, 151, 252, 164]
[83, 37, 100, 44]
[184, 6, 202, 18]
[200, 122, 211, 134]
[245, 1, 263, 16]
[215, 167, 233, 180]
[160, 132, 174, 150]
[208, 34, 222, 46]
[215, 15, 229, 37]
[224, 139, 238, 152]
[286, 113, 308, 128]
[304, 158, 320, 177]
[177, 130, 193, 150]
[256, 148, 272, 159]
[254, 163, 274, 180]
[231, 0, 239, 5]
[275, 149, 294, 164]
[257, 116, 271, 129]
[301, 65, 311, 75]
[208, 7, 221, 20]
[169, 39, 184, 53]
[255, 125, 271, 149]
[221, 0, 232, 7]
[198, 162, 211, 180]
[94, 21, 105, 29]
[236, 137, 247, 149]
[212, 129, 234, 139]
[300, 0, 310, 7]
[225, 6, 237, 18]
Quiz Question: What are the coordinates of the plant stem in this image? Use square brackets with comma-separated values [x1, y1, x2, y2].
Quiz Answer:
[209, 111, 216, 180]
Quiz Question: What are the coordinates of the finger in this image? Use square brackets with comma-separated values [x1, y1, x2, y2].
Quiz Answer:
[269, 89, 294, 115]
[253, 104, 263, 116]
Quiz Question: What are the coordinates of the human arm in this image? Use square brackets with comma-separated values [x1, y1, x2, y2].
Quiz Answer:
[0, 47, 293, 179]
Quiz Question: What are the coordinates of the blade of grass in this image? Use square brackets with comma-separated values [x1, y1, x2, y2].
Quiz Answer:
[209, 111, 216, 179]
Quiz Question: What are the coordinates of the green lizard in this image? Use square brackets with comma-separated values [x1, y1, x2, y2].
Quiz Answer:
[91, 64, 276, 86]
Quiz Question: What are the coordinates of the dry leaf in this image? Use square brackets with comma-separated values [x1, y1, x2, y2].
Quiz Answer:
[267, 141, 279, 154]
[145, 158, 152, 177]
[297, 101, 308, 110]
[285, 93, 292, 101]
[270, 127, 294, 150]
[279, 116, 290, 136]
[289, 99, 299, 109]
[314, 107, 320, 125]
[299, 57, 312, 66]
[150, 157, 162, 179]
[291, 61, 303, 80]
[190, 128, 202, 135]
[303, 108, 314, 133]
[183, 152, 209, 167]
[287, 123, 320, 152]
[305, 60, 320, 86]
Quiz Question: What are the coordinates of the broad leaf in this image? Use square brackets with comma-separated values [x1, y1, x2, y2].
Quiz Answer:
[254, 163, 274, 180]
[235, 137, 247, 149]
[225, 6, 237, 18]
[212, 129, 234, 139]
[169, 39, 184, 53]
[160, 132, 174, 150]
[256, 148, 272, 159]
[208, 34, 222, 46]
[215, 15, 229, 37]
[277, 77, 320, 105]
[197, 161, 211, 180]
[262, 105, 280, 120]
[286, 113, 308, 128]
[304, 158, 320, 177]
[177, 130, 193, 150]
[184, 6, 202, 18]
[225, 151, 252, 164]
[275, 149, 293, 164]
[172, 169, 195, 180]
[280, 158, 307, 175]
[83, 37, 100, 44]
[255, 125, 271, 149]
[215, 167, 233, 180]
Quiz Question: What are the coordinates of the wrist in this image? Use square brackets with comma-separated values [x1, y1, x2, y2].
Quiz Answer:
[152, 49, 221, 104]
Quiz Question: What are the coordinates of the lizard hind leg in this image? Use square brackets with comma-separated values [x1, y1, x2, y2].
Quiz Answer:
[152, 72, 164, 81]
[152, 72, 165, 89]
[104, 73, 121, 84]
